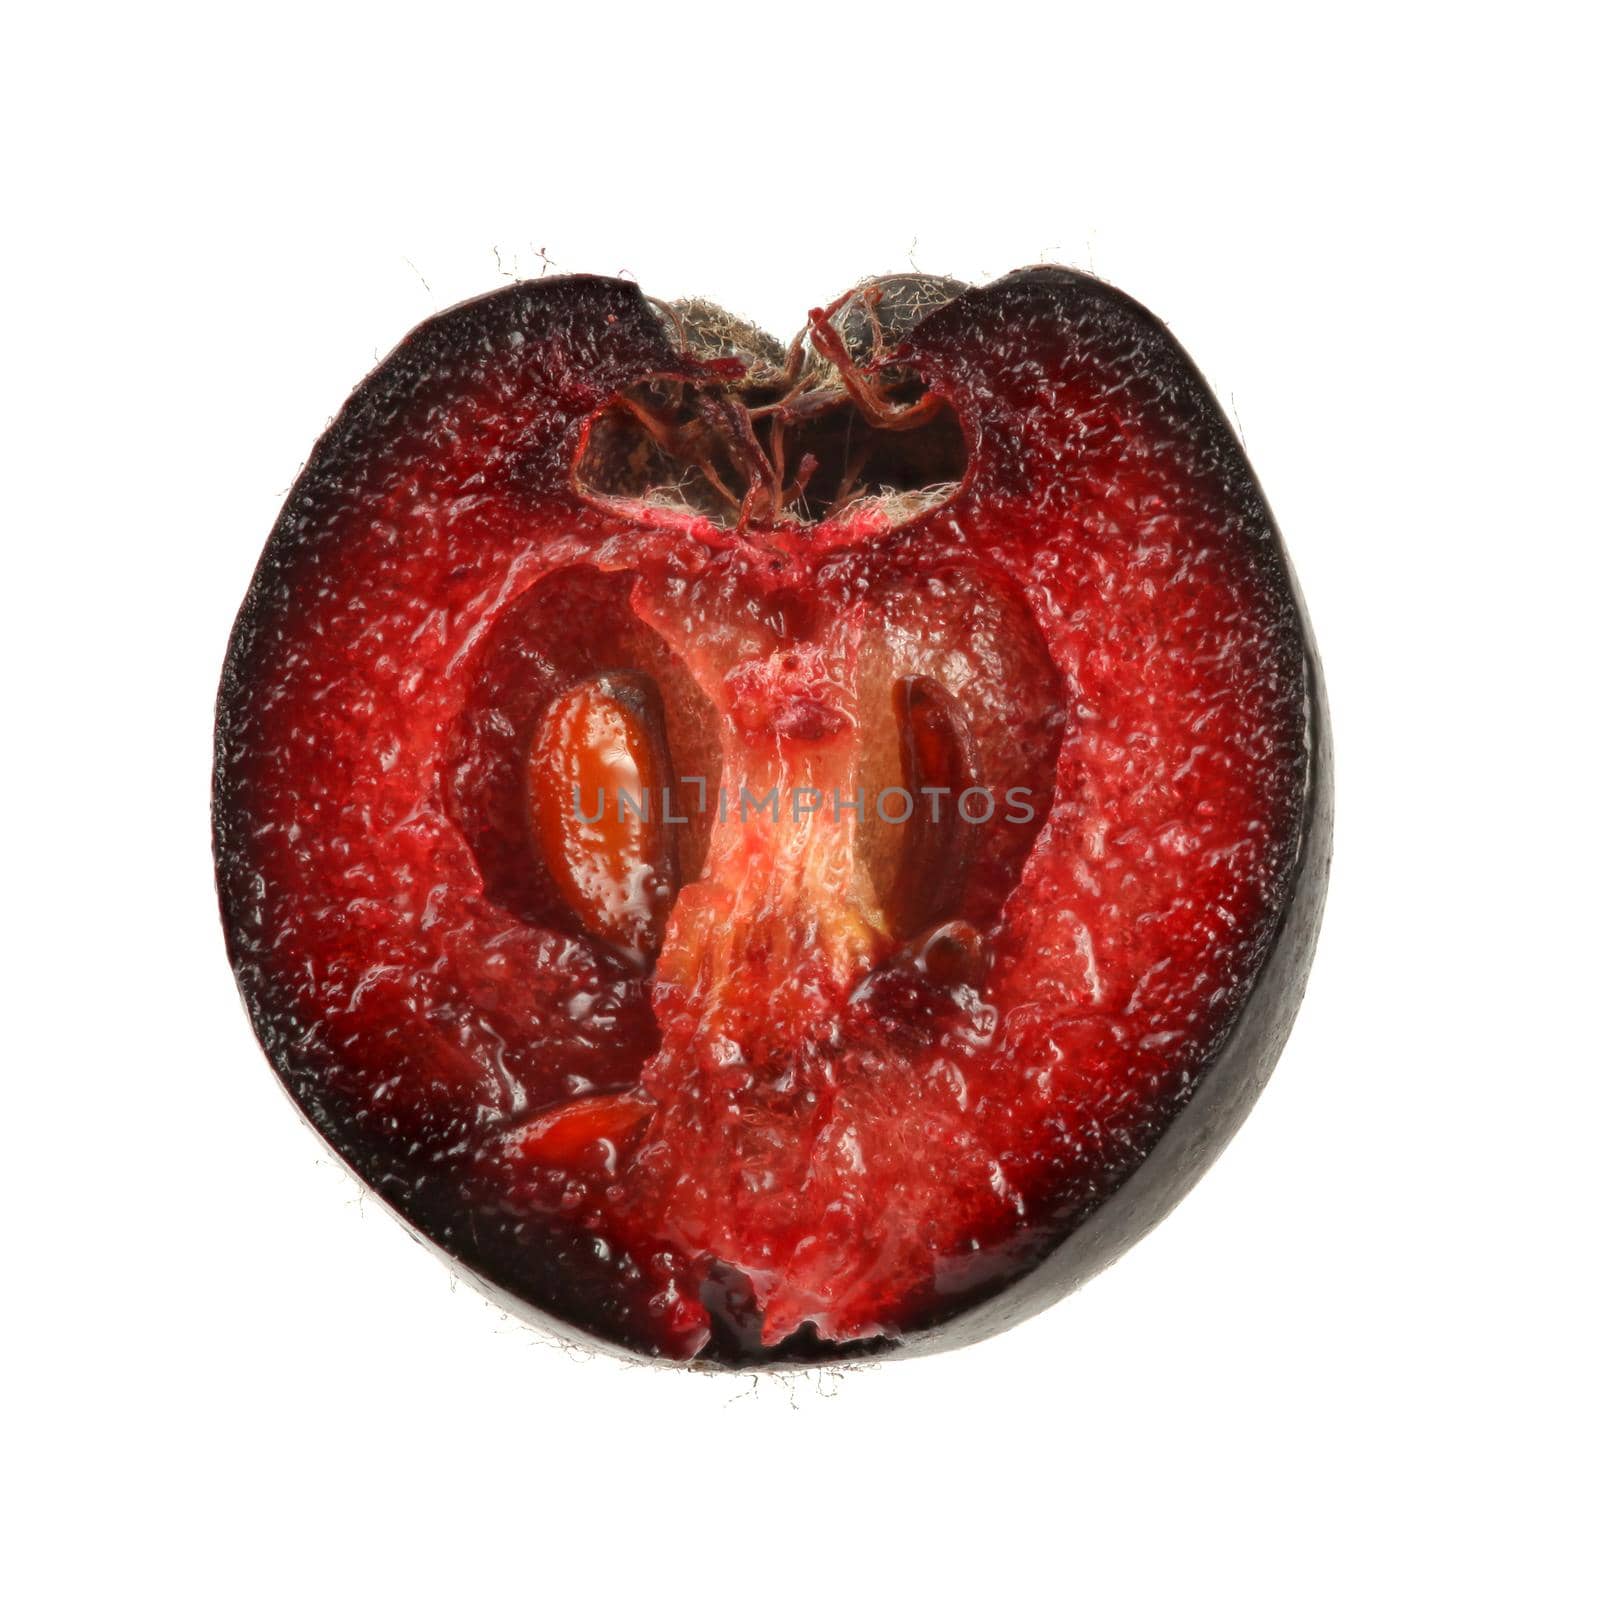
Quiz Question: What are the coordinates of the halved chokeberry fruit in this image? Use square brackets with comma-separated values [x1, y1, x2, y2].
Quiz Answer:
[214, 269, 1330, 1364]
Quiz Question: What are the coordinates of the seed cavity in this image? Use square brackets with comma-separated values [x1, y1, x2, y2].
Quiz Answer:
[903, 919, 988, 989]
[886, 675, 980, 940]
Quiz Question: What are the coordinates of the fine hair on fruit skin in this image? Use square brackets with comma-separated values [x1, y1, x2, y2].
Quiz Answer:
[215, 265, 1330, 1366]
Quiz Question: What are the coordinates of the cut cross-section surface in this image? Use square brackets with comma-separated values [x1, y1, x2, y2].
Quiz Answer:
[214, 269, 1330, 1364]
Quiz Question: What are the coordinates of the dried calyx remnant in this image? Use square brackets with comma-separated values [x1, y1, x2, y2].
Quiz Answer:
[576, 275, 971, 528]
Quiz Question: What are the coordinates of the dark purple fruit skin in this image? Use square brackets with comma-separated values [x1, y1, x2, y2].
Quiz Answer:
[215, 268, 1330, 1366]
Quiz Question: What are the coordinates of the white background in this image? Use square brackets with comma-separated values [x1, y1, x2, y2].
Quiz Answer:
[5, 3, 1595, 1595]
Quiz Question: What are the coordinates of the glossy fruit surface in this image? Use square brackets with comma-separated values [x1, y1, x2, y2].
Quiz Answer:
[214, 268, 1330, 1363]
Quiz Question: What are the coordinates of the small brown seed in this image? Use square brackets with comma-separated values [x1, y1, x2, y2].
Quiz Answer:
[528, 671, 679, 962]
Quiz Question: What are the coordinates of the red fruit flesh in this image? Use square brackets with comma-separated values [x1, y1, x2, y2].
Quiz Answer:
[215, 270, 1326, 1362]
